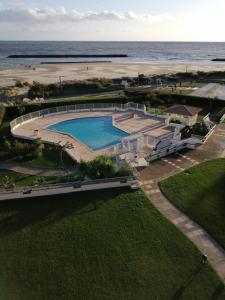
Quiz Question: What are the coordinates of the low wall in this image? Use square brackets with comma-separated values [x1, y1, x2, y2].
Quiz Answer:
[0, 176, 139, 201]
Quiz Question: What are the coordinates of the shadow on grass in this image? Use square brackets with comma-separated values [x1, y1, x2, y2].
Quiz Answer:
[0, 187, 130, 235]
[194, 173, 225, 206]
[171, 263, 204, 300]
[171, 263, 225, 300]
[14, 174, 33, 183]
[211, 283, 225, 300]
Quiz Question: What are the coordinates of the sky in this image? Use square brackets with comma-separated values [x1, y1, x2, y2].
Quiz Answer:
[0, 0, 225, 41]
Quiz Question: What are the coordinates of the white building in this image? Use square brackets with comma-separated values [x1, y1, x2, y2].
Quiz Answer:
[165, 105, 202, 126]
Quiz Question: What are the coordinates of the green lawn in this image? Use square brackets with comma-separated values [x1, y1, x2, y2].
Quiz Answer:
[160, 158, 225, 249]
[0, 188, 224, 300]
[26, 156, 59, 168]
[47, 94, 126, 103]
[0, 170, 57, 190]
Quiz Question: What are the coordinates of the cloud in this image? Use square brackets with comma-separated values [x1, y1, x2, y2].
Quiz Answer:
[0, 5, 173, 24]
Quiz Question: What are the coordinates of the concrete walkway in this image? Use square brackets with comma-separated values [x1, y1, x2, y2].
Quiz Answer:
[0, 162, 65, 176]
[140, 180, 225, 283]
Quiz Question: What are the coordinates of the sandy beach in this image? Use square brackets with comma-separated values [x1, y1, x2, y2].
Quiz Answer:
[1, 62, 225, 87]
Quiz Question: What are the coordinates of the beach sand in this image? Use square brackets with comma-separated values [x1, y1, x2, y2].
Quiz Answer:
[1, 62, 225, 87]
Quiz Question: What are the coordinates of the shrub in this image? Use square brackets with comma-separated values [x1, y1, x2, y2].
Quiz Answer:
[88, 156, 116, 179]
[116, 163, 132, 177]
[15, 80, 24, 88]
[78, 156, 116, 179]
[78, 156, 131, 180]
[33, 138, 45, 158]
[4, 97, 127, 122]
[1, 138, 45, 161]
[0, 107, 5, 127]
[12, 140, 34, 159]
[28, 82, 47, 98]
[27, 80, 110, 99]
[181, 126, 192, 139]
[192, 122, 209, 136]
[15, 105, 26, 116]
[3, 139, 12, 152]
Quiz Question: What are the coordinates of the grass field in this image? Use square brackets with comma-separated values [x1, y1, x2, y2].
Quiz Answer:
[0, 188, 224, 300]
[160, 158, 225, 249]
[47, 93, 126, 103]
[26, 156, 59, 168]
[0, 170, 57, 190]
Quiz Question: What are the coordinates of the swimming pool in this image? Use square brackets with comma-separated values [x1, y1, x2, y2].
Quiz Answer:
[48, 116, 129, 151]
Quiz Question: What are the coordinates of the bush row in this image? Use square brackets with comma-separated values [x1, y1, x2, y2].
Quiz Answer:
[0, 107, 5, 127]
[59, 156, 132, 182]
[125, 89, 225, 110]
[28, 80, 123, 98]
[2, 95, 127, 121]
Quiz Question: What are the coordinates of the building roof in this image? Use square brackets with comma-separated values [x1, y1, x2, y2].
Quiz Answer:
[191, 83, 225, 101]
[165, 105, 202, 117]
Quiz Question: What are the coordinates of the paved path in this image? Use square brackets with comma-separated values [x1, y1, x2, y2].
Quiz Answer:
[0, 162, 66, 176]
[139, 124, 225, 282]
[140, 180, 225, 283]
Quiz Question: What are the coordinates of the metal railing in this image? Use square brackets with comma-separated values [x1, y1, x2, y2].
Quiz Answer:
[10, 102, 145, 130]
[219, 113, 225, 123]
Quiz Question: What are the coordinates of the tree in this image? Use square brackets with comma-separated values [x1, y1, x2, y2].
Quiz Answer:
[16, 105, 25, 116]
[3, 139, 12, 152]
[192, 122, 209, 136]
[181, 126, 192, 139]
[88, 156, 116, 179]
[33, 139, 45, 158]
[28, 82, 47, 98]
[117, 162, 132, 177]
[2, 176, 14, 189]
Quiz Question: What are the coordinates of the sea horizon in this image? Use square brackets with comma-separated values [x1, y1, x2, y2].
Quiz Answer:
[1, 40, 225, 68]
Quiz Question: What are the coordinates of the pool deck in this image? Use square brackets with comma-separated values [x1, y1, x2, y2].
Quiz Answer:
[12, 110, 173, 161]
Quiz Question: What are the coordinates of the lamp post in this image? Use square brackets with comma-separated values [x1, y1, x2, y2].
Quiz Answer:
[59, 76, 65, 92]
[201, 254, 207, 264]
[57, 142, 65, 166]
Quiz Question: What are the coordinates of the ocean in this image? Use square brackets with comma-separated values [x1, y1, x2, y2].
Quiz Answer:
[0, 41, 225, 68]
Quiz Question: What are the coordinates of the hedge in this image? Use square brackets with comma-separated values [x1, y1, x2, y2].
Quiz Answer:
[159, 93, 225, 109]
[0, 107, 5, 127]
[28, 81, 123, 99]
[2, 95, 128, 121]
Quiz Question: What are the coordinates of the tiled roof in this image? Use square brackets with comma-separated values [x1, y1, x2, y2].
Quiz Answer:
[165, 105, 202, 116]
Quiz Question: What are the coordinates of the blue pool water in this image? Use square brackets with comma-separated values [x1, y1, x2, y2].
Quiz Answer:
[48, 116, 129, 151]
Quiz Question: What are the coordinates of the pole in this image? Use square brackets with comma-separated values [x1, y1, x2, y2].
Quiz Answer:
[59, 76, 65, 92]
